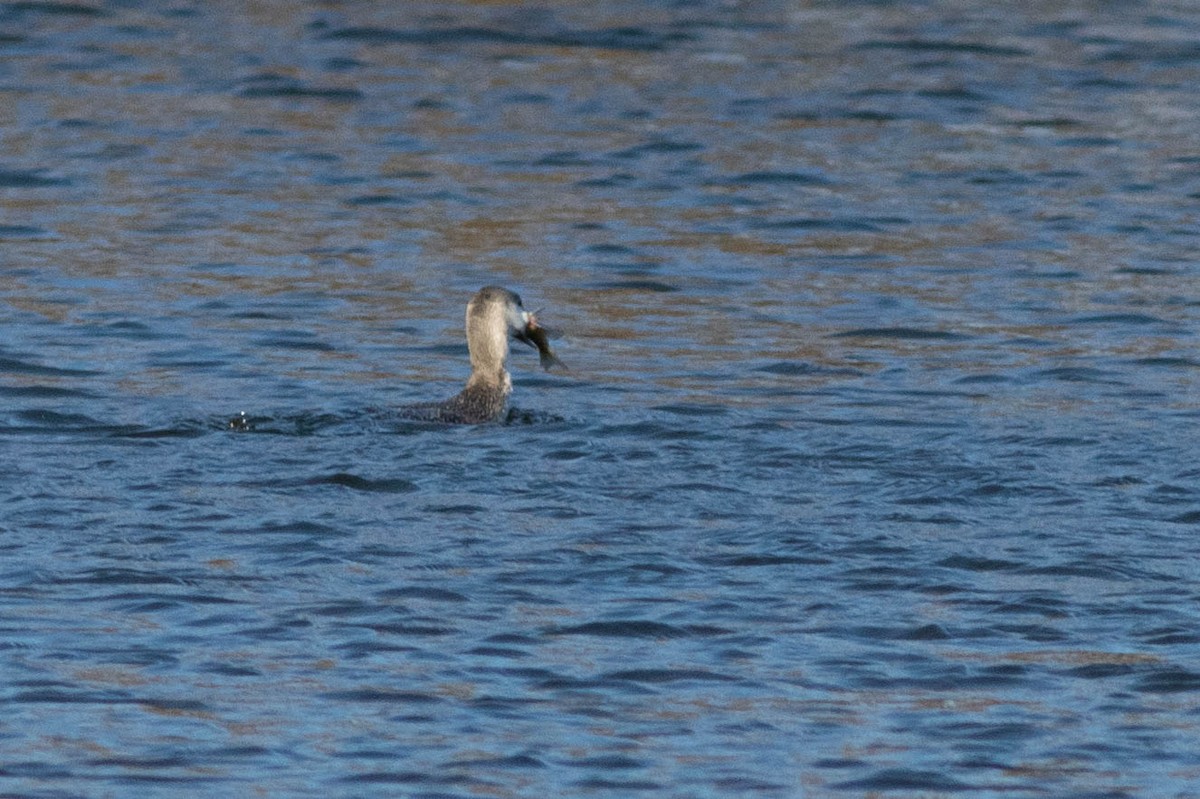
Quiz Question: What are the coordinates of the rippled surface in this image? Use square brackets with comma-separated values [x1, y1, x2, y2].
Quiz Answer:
[3, 2, 1200, 797]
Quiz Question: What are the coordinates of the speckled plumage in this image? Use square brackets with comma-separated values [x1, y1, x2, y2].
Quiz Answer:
[400, 287, 528, 424]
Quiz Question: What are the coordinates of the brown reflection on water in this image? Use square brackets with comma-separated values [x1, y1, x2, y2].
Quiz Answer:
[0, 0, 1193, 411]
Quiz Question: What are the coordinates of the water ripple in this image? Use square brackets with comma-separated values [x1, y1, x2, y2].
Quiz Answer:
[318, 24, 692, 52]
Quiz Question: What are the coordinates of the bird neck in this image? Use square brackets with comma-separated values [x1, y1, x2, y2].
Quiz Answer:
[466, 367, 511, 395]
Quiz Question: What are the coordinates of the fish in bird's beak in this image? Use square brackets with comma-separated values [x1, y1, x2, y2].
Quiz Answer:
[514, 311, 536, 349]
[516, 311, 568, 372]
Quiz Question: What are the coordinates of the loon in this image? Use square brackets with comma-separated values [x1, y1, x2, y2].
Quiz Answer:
[400, 286, 553, 424]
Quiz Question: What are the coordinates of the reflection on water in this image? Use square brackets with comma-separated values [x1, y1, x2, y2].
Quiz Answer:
[3, 1, 1200, 797]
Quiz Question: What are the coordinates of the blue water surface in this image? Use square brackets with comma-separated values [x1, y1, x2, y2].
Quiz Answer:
[2, 2, 1199, 797]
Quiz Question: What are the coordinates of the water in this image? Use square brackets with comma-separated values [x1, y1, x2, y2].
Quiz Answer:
[3, 1, 1200, 797]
